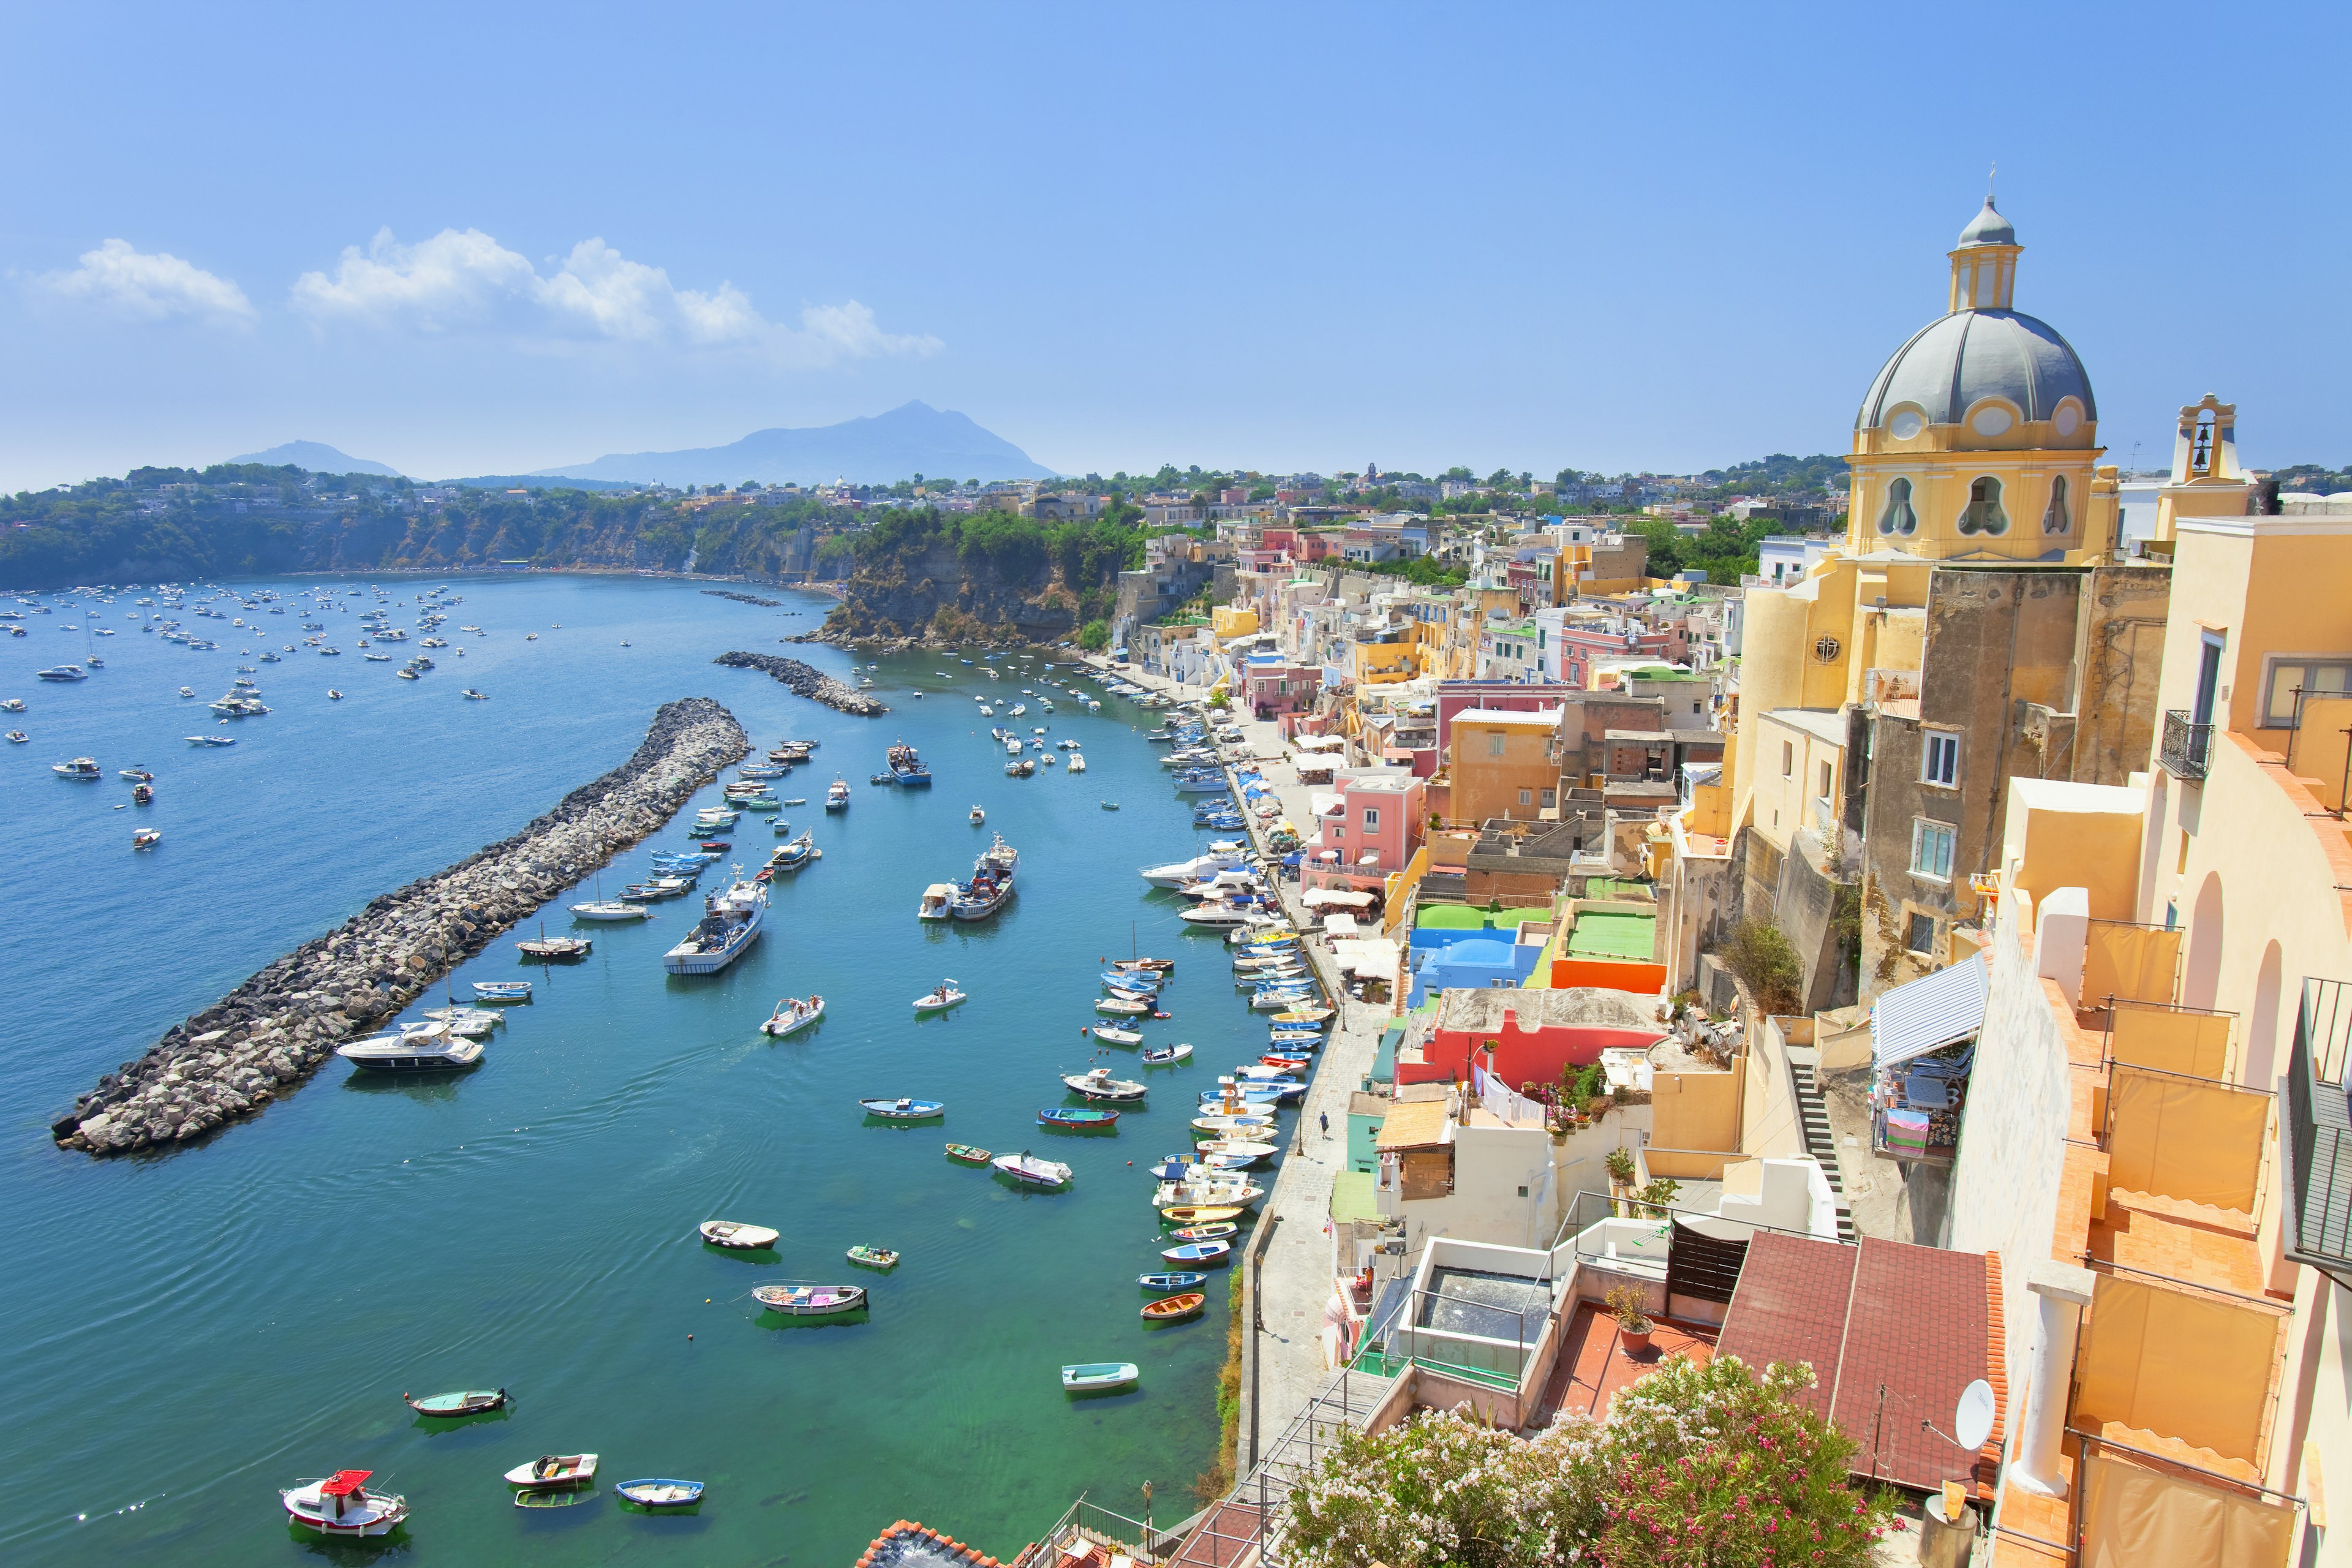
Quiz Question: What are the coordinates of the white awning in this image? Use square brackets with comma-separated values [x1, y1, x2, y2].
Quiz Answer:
[1332, 937, 1400, 974]
[1871, 954, 1988, 1071]
[1300, 888, 1375, 909]
[1324, 913, 1360, 937]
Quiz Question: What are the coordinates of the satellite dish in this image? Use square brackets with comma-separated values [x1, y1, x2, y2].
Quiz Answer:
[1954, 1380, 1996, 1450]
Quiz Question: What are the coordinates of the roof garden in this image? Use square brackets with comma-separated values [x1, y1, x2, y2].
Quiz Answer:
[1565, 910, 1656, 960]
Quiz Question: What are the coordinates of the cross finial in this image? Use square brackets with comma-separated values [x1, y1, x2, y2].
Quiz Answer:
[1988, 162, 1997, 204]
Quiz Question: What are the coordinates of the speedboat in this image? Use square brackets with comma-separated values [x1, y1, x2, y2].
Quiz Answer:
[761, 995, 824, 1038]
[282, 1471, 408, 1538]
[336, 1023, 484, 1072]
[51, 756, 101, 779]
[34, 665, 87, 681]
[132, 828, 162, 850]
[917, 882, 958, 921]
[992, 1151, 1072, 1188]
[663, 878, 766, 974]
[913, 981, 968, 1012]
[969, 805, 985, 824]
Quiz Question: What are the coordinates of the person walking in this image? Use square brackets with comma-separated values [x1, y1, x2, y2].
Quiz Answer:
[1319, 1110, 1330, 1139]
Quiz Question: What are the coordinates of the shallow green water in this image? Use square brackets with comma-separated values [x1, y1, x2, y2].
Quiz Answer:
[0, 576, 1266, 1564]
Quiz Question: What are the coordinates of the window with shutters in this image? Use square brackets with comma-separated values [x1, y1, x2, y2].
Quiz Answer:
[1922, 731, 1959, 788]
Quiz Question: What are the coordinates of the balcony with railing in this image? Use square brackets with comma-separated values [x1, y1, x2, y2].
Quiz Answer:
[2283, 976, 2352, 1286]
[2159, 707, 2214, 780]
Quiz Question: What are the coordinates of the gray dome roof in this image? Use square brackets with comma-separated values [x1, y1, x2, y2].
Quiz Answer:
[1855, 309, 2096, 430]
[1957, 199, 2015, 247]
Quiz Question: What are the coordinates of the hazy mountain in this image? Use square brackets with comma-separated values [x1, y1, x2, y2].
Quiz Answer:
[227, 440, 403, 478]
[533, 401, 1054, 488]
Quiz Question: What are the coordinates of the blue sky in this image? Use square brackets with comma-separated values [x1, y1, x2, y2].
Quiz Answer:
[2, 3, 2345, 490]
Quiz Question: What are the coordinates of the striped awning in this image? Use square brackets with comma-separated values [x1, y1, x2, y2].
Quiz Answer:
[1871, 953, 1988, 1070]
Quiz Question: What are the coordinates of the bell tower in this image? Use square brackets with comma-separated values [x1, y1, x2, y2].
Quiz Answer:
[1947, 197, 2021, 313]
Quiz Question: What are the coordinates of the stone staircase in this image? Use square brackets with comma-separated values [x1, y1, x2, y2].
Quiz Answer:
[1784, 1044, 1858, 1243]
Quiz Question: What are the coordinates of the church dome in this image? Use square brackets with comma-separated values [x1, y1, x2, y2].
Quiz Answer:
[1855, 309, 2096, 431]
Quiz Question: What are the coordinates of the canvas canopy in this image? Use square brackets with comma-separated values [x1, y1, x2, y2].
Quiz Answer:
[1301, 888, 1376, 909]
[1871, 954, 1988, 1071]
[1324, 913, 1360, 938]
[1332, 937, 1400, 975]
[1295, 734, 1345, 751]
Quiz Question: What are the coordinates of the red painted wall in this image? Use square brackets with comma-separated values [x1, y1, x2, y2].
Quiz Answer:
[1406, 1013, 1664, 1088]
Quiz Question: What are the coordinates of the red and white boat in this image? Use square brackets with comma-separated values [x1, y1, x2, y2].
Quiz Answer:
[282, 1470, 409, 1537]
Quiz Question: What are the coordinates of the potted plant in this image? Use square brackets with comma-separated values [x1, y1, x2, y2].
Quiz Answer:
[1604, 1145, 1637, 1189]
[1605, 1283, 1654, 1355]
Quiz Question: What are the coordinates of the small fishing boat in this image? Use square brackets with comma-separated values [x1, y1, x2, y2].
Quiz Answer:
[404, 1389, 507, 1417]
[1272, 1007, 1336, 1025]
[472, 981, 532, 1004]
[52, 756, 102, 779]
[514, 1489, 592, 1510]
[944, 1142, 993, 1166]
[861, 1096, 945, 1121]
[916, 882, 957, 920]
[1110, 957, 1177, 975]
[616, 1479, 705, 1509]
[761, 994, 824, 1038]
[913, 980, 967, 1012]
[4, 731, 24, 744]
[753, 1283, 867, 1317]
[992, 1151, 1073, 1188]
[1038, 1106, 1118, 1130]
[1140, 1042, 1193, 1066]
[1142, 1292, 1207, 1323]
[572, 899, 655, 921]
[462, 688, 487, 699]
[1197, 1139, 1278, 1163]
[1268, 1029, 1323, 1046]
[969, 804, 985, 824]
[1060, 1362, 1137, 1393]
[698, 1219, 780, 1250]
[282, 1471, 407, 1537]
[1100, 801, 1118, 810]
[1168, 1221, 1239, 1243]
[1161, 1205, 1244, 1226]
[1091, 1025, 1143, 1046]
[505, 1454, 598, 1490]
[1161, 1239, 1232, 1265]
[1140, 1271, 1210, 1292]
[1192, 1114, 1276, 1136]
[116, 765, 153, 780]
[132, 828, 162, 850]
[131, 782, 154, 804]
[825, 775, 851, 811]
[1062, 1068, 1146, 1102]
[1095, 996, 1150, 1016]
[516, 935, 592, 959]
[847, 1244, 899, 1270]
[183, 734, 237, 746]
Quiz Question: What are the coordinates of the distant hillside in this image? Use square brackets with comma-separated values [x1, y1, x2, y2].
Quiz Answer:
[536, 401, 1055, 488]
[227, 440, 402, 478]
[437, 473, 644, 494]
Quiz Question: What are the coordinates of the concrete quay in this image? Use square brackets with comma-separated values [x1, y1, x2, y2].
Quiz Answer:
[52, 698, 750, 1156]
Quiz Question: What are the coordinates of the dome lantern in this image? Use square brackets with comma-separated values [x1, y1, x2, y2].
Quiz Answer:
[1948, 197, 2021, 312]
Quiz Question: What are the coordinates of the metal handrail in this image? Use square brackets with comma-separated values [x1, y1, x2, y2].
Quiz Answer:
[2159, 708, 2212, 780]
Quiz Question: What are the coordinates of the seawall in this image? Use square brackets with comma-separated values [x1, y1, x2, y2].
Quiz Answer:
[712, 650, 891, 715]
[51, 698, 750, 1156]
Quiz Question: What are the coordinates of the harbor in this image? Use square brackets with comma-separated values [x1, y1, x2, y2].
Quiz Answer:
[0, 575, 1268, 1566]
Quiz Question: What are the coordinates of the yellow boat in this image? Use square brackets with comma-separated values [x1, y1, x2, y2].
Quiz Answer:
[1161, 1204, 1244, 1226]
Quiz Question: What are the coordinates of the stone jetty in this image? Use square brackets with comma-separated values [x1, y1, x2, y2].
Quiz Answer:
[51, 698, 749, 1157]
[701, 589, 783, 608]
[712, 649, 890, 715]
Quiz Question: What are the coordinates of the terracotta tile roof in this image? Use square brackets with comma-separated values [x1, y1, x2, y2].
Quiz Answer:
[1716, 1233, 1997, 1493]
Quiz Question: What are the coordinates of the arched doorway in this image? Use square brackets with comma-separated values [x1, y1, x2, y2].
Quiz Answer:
[2247, 941, 2285, 1088]
[2184, 873, 2226, 1011]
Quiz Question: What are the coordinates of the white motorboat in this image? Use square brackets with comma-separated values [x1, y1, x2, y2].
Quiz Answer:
[761, 995, 824, 1038]
[1063, 1068, 1147, 1102]
[504, 1453, 598, 1491]
[337, 1022, 484, 1072]
[970, 804, 986, 823]
[283, 1471, 408, 1538]
[51, 756, 102, 779]
[1141, 1042, 1194, 1065]
[1139, 846, 1251, 888]
[992, 1151, 1072, 1189]
[914, 981, 968, 1013]
[917, 882, 959, 921]
[663, 878, 766, 974]
[571, 900, 654, 921]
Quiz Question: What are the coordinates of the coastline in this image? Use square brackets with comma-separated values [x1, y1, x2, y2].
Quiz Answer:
[52, 697, 749, 1156]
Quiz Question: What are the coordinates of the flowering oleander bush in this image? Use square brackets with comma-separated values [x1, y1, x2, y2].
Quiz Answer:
[1281, 1355, 1897, 1568]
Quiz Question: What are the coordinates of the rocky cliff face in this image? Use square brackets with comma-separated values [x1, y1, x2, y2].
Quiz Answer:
[821, 540, 1088, 646]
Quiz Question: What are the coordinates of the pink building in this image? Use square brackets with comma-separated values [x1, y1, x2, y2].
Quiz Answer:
[1243, 659, 1321, 720]
[1308, 767, 1424, 873]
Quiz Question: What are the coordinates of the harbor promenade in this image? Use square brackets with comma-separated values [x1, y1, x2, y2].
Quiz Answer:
[1076, 654, 1390, 1471]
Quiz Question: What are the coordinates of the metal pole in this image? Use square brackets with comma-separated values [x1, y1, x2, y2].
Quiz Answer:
[1247, 1211, 1284, 1468]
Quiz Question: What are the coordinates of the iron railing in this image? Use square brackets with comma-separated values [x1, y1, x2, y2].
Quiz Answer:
[2159, 708, 2213, 780]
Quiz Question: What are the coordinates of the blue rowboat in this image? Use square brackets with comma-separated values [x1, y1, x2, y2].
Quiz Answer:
[617, 1479, 704, 1509]
[472, 981, 531, 1004]
[1161, 1239, 1231, 1264]
[1140, 1270, 1209, 1291]
[1100, 970, 1163, 991]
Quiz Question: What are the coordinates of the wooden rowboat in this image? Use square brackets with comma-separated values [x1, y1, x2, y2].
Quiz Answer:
[404, 1388, 507, 1417]
[1160, 1204, 1245, 1226]
[752, 1283, 867, 1317]
[861, 1096, 945, 1121]
[1161, 1238, 1231, 1264]
[1039, 1107, 1118, 1129]
[1168, 1221, 1239, 1243]
[617, 1479, 704, 1508]
[505, 1453, 597, 1489]
[1140, 1270, 1210, 1291]
[944, 1142, 993, 1165]
[699, 1220, 780, 1250]
[515, 1488, 594, 1509]
[1142, 1292, 1207, 1322]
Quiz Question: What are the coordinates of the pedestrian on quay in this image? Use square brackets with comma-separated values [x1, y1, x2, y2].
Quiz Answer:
[1319, 1110, 1330, 1138]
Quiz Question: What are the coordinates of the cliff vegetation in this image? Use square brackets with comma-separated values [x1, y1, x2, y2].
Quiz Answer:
[820, 507, 1145, 646]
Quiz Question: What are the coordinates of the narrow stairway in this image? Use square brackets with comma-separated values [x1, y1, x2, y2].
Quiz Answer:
[1784, 1045, 1859, 1243]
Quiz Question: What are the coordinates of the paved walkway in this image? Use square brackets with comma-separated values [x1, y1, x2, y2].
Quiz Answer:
[1074, 656, 1393, 1468]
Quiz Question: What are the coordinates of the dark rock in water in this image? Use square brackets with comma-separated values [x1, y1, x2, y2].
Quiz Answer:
[701, 589, 783, 608]
[712, 650, 889, 715]
[54, 697, 749, 1158]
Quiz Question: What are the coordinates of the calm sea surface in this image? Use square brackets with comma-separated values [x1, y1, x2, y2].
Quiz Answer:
[0, 575, 1261, 1566]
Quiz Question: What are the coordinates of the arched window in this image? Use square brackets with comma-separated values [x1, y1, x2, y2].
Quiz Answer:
[2041, 475, 2070, 535]
[1878, 476, 1918, 536]
[1959, 476, 2009, 535]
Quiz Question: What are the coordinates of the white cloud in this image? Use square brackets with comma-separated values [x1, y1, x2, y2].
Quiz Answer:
[292, 227, 940, 366]
[35, 239, 254, 325]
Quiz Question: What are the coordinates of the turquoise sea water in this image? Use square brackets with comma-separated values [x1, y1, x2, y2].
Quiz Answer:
[0, 576, 1264, 1565]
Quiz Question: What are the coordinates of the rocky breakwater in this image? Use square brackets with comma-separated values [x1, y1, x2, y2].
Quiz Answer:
[51, 698, 750, 1157]
[713, 650, 890, 715]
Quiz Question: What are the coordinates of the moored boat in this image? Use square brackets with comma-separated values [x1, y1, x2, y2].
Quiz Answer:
[616, 1479, 705, 1508]
[752, 1283, 866, 1317]
[572, 899, 655, 921]
[404, 1389, 507, 1417]
[1038, 1106, 1118, 1130]
[1061, 1068, 1146, 1102]
[282, 1471, 407, 1537]
[760, 995, 824, 1038]
[913, 981, 967, 1012]
[944, 1142, 993, 1165]
[1160, 1204, 1245, 1226]
[1167, 1221, 1240, 1243]
[1142, 1292, 1207, 1323]
[505, 1453, 598, 1490]
[698, 1219, 780, 1250]
[337, 1023, 484, 1072]
[1140, 1271, 1210, 1291]
[992, 1150, 1073, 1188]
[663, 878, 766, 974]
[1141, 1042, 1193, 1065]
[861, 1096, 945, 1121]
[1161, 1238, 1232, 1265]
[846, 1244, 899, 1270]
[472, 981, 532, 1004]
[1091, 1024, 1144, 1046]
[1060, 1362, 1137, 1393]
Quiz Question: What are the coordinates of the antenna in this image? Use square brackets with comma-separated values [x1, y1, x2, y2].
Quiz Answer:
[1988, 162, 1997, 204]
[1921, 1379, 1997, 1452]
